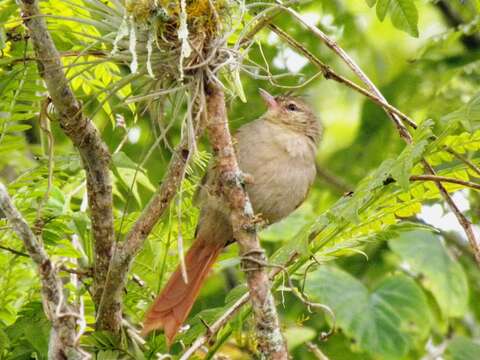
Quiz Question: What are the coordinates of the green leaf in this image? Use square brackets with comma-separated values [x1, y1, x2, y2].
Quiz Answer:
[0, 328, 9, 352]
[375, 0, 419, 37]
[445, 336, 480, 360]
[390, 120, 433, 190]
[365, 0, 377, 7]
[376, 0, 391, 21]
[112, 151, 140, 170]
[388, 230, 469, 317]
[6, 302, 50, 358]
[284, 326, 316, 350]
[389, 0, 419, 37]
[463, 93, 480, 131]
[443, 93, 480, 132]
[333, 158, 395, 222]
[305, 267, 431, 359]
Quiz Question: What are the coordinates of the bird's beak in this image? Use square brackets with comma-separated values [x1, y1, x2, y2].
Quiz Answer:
[259, 88, 278, 109]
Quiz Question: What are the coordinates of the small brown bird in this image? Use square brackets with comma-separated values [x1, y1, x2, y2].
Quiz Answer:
[142, 89, 322, 343]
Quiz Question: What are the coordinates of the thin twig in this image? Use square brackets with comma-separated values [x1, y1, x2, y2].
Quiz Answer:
[58, 264, 93, 278]
[306, 342, 330, 360]
[241, 255, 335, 339]
[316, 163, 353, 194]
[422, 160, 480, 264]
[236, 0, 300, 49]
[4, 49, 107, 66]
[276, 1, 414, 140]
[179, 293, 251, 360]
[410, 175, 480, 191]
[269, 24, 418, 129]
[36, 97, 55, 224]
[0, 244, 29, 257]
[445, 147, 480, 176]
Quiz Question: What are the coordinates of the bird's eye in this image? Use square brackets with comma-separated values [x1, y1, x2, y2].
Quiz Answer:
[287, 103, 299, 111]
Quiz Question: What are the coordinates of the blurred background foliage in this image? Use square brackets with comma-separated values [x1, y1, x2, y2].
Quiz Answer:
[0, 0, 480, 359]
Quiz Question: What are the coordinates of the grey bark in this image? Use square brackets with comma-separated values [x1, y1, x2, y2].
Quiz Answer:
[18, 0, 115, 314]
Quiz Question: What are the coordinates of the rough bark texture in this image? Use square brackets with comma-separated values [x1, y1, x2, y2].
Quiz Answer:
[205, 83, 288, 359]
[0, 184, 82, 359]
[19, 0, 114, 310]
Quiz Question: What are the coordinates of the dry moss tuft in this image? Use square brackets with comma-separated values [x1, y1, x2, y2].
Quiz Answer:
[121, 0, 230, 80]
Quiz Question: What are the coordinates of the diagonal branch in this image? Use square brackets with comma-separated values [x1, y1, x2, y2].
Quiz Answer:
[276, 2, 413, 140]
[96, 79, 206, 330]
[18, 0, 115, 308]
[204, 82, 288, 359]
[410, 175, 480, 191]
[0, 183, 83, 359]
[277, 2, 480, 265]
[180, 292, 250, 360]
[95, 136, 196, 331]
[445, 147, 480, 176]
[268, 24, 417, 129]
[0, 244, 29, 257]
[316, 162, 353, 194]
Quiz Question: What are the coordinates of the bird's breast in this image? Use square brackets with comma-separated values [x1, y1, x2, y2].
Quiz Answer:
[235, 120, 317, 223]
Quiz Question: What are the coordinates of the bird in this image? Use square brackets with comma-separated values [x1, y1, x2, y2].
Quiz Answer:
[141, 89, 322, 344]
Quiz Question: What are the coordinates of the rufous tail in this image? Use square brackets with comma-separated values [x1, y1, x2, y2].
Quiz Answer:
[141, 237, 223, 344]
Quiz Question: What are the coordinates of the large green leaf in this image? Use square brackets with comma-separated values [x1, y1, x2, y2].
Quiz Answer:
[445, 336, 480, 360]
[388, 0, 419, 37]
[388, 230, 469, 317]
[284, 326, 316, 350]
[376, 0, 391, 21]
[305, 267, 431, 359]
[442, 93, 480, 132]
[375, 0, 419, 37]
[390, 120, 433, 190]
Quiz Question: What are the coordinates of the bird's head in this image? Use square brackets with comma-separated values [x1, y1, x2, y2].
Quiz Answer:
[259, 89, 322, 145]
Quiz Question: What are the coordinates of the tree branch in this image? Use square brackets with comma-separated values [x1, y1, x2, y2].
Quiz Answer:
[306, 341, 330, 360]
[268, 24, 417, 129]
[181, 232, 312, 357]
[180, 293, 251, 360]
[316, 162, 353, 194]
[445, 147, 480, 176]
[276, 2, 480, 266]
[410, 175, 480, 191]
[275, 2, 414, 140]
[204, 82, 288, 359]
[422, 160, 480, 264]
[0, 244, 29, 257]
[95, 139, 195, 331]
[18, 0, 115, 309]
[0, 183, 83, 359]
